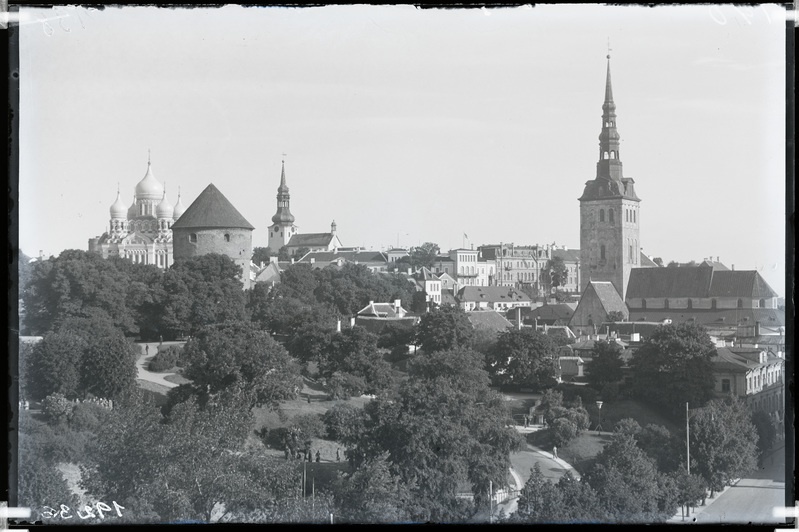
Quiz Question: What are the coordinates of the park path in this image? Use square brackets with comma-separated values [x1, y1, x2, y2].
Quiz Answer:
[135, 342, 179, 389]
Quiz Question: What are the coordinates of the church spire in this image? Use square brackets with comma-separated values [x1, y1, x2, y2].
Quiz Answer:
[272, 160, 295, 224]
[597, 53, 623, 182]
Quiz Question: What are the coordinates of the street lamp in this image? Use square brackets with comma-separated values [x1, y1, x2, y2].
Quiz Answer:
[596, 401, 603, 433]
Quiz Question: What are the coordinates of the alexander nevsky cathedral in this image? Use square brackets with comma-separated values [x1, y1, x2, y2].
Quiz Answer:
[88, 158, 185, 269]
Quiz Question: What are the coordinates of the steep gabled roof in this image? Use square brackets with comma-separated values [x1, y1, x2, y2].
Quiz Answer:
[589, 281, 628, 316]
[626, 266, 714, 299]
[709, 270, 778, 298]
[286, 233, 335, 248]
[466, 311, 513, 333]
[170, 184, 254, 230]
[528, 303, 575, 322]
[357, 301, 406, 318]
[639, 253, 659, 268]
[297, 250, 387, 264]
[416, 267, 437, 281]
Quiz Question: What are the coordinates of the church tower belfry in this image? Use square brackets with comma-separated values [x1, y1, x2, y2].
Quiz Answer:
[579, 54, 641, 300]
[268, 160, 297, 252]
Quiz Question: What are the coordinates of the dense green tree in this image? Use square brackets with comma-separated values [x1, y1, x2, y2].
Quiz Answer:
[331, 453, 413, 523]
[689, 397, 759, 494]
[606, 310, 626, 322]
[286, 320, 335, 366]
[251, 246, 272, 265]
[514, 463, 564, 522]
[181, 321, 301, 408]
[160, 254, 249, 337]
[321, 403, 369, 444]
[20, 250, 139, 335]
[25, 332, 86, 400]
[318, 327, 394, 396]
[348, 348, 522, 522]
[752, 409, 777, 461]
[629, 324, 716, 414]
[555, 472, 604, 523]
[396, 242, 440, 270]
[545, 256, 568, 291]
[486, 328, 558, 390]
[314, 263, 415, 316]
[585, 340, 625, 390]
[637, 423, 682, 473]
[416, 304, 474, 353]
[276, 263, 318, 303]
[583, 432, 675, 522]
[410, 290, 429, 313]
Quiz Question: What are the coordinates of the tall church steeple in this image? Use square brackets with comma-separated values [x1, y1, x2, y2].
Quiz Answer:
[268, 159, 297, 251]
[597, 55, 623, 182]
[579, 53, 642, 301]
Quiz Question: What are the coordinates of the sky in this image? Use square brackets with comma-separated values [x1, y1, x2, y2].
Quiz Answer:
[17, 4, 788, 296]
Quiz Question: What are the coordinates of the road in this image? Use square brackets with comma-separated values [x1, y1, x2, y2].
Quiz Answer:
[693, 444, 788, 525]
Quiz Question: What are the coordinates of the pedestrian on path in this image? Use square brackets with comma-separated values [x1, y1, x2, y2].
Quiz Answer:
[284, 448, 290, 460]
[524, 415, 529, 428]
[316, 451, 321, 463]
[552, 446, 558, 459]
[145, 345, 150, 355]
[336, 448, 341, 462]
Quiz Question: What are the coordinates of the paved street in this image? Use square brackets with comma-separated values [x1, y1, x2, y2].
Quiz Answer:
[691, 444, 787, 525]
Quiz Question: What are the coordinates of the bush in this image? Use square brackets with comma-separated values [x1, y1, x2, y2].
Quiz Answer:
[148, 345, 183, 372]
[551, 417, 578, 447]
[327, 372, 367, 399]
[261, 427, 291, 450]
[68, 402, 110, 432]
[290, 413, 326, 442]
[322, 403, 367, 442]
[41, 393, 75, 425]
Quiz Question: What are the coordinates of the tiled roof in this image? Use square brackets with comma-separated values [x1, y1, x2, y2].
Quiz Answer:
[170, 184, 254, 230]
[639, 253, 659, 268]
[712, 347, 753, 372]
[627, 266, 777, 300]
[559, 357, 584, 376]
[286, 233, 335, 248]
[552, 249, 581, 263]
[457, 286, 531, 304]
[297, 250, 387, 264]
[708, 270, 778, 298]
[627, 308, 785, 328]
[528, 303, 575, 322]
[626, 267, 714, 299]
[589, 281, 628, 315]
[357, 302, 406, 318]
[466, 311, 513, 332]
[441, 289, 458, 306]
[416, 267, 437, 281]
[254, 262, 282, 283]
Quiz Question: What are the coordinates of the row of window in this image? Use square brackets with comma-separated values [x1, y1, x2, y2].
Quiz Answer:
[599, 207, 638, 225]
[640, 298, 768, 309]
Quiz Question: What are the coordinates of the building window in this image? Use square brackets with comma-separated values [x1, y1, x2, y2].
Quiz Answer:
[224, 233, 230, 242]
[722, 379, 731, 393]
[600, 209, 605, 222]
[687, 299, 693, 309]
[711, 299, 717, 310]
[759, 298, 766, 308]
[609, 209, 614, 224]
[600, 245, 606, 261]
[664, 299, 669, 309]
[641, 299, 646, 309]
[190, 233, 197, 243]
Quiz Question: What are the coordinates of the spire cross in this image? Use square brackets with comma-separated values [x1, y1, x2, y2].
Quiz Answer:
[607, 38, 612, 59]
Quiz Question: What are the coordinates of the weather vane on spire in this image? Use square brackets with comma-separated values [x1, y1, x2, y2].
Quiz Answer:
[148, 148, 151, 165]
[282, 152, 287, 164]
[607, 38, 612, 59]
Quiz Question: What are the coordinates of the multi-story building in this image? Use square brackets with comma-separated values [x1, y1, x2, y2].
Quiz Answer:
[88, 159, 186, 269]
[479, 243, 548, 294]
[432, 248, 495, 289]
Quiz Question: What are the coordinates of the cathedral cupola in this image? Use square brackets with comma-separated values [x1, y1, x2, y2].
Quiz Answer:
[271, 160, 296, 224]
[135, 157, 164, 201]
[156, 188, 174, 219]
[173, 187, 186, 220]
[109, 186, 127, 219]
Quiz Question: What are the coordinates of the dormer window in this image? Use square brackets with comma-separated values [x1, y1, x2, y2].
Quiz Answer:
[190, 233, 197, 243]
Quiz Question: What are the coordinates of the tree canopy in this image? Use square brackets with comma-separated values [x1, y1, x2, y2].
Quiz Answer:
[485, 328, 559, 390]
[629, 323, 716, 413]
[585, 340, 625, 390]
[179, 321, 301, 409]
[416, 304, 474, 353]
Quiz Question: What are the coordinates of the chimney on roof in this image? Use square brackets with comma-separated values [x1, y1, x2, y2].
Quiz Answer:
[350, 317, 355, 328]
[260, 261, 265, 269]
[407, 268, 412, 275]
[291, 258, 295, 264]
[755, 321, 760, 337]
[369, 300, 374, 306]
[310, 258, 315, 264]
[394, 299, 401, 312]
[516, 307, 522, 330]
[336, 319, 341, 333]
[732, 264, 735, 270]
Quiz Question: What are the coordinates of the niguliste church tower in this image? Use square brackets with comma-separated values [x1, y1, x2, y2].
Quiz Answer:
[579, 55, 641, 300]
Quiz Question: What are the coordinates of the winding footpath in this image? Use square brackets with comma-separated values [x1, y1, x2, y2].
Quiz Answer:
[135, 342, 180, 389]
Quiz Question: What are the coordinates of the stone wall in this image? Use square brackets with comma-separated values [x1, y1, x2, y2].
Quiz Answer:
[173, 227, 253, 289]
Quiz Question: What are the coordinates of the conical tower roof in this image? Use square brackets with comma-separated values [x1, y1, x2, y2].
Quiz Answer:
[171, 183, 254, 230]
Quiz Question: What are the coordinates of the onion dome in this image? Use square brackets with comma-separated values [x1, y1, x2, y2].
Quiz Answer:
[156, 190, 174, 219]
[134, 160, 164, 201]
[110, 189, 127, 219]
[173, 188, 186, 219]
